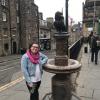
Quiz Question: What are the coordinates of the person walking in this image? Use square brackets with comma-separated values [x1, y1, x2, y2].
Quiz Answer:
[21, 42, 48, 100]
[90, 34, 99, 64]
[88, 31, 93, 49]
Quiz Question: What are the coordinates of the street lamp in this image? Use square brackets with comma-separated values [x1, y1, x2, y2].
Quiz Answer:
[93, 1, 96, 33]
[65, 0, 69, 32]
[65, 0, 69, 56]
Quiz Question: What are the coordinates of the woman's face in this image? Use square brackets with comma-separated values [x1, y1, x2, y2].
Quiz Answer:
[30, 43, 39, 54]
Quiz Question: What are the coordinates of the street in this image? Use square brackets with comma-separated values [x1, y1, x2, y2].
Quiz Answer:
[0, 46, 100, 100]
[0, 55, 21, 87]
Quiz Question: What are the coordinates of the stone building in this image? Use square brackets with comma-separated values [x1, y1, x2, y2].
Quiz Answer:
[83, 0, 100, 36]
[0, 0, 39, 56]
[19, 0, 39, 49]
[0, 0, 10, 56]
[39, 13, 55, 50]
[39, 19, 51, 50]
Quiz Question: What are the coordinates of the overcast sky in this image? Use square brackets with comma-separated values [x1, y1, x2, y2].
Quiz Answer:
[35, 0, 85, 23]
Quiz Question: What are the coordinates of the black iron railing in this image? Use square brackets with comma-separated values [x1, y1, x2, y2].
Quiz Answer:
[69, 36, 84, 60]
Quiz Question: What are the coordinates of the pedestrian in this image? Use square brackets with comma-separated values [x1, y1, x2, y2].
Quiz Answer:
[21, 42, 48, 100]
[90, 34, 99, 64]
[20, 48, 26, 55]
[88, 31, 93, 49]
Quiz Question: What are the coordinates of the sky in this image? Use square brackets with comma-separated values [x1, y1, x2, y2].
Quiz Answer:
[35, 0, 85, 24]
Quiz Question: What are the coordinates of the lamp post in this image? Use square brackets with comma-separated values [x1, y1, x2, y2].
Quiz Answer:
[65, 0, 69, 55]
[65, 0, 68, 32]
[93, 1, 96, 33]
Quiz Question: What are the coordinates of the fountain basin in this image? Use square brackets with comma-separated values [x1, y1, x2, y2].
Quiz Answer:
[44, 59, 81, 74]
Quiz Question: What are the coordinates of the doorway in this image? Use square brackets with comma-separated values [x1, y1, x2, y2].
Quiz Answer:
[13, 42, 17, 54]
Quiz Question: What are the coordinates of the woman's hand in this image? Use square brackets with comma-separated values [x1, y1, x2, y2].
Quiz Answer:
[28, 82, 33, 87]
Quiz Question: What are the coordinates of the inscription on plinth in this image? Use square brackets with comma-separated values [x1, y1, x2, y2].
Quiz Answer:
[55, 56, 68, 66]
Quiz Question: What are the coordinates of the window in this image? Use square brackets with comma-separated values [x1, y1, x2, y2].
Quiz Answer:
[16, 3, 18, 10]
[1, 0, 6, 6]
[27, 7, 30, 14]
[36, 23, 38, 29]
[28, 34, 31, 40]
[35, 11, 38, 16]
[17, 16, 19, 23]
[4, 43, 9, 51]
[27, 10, 30, 14]
[0, 34, 2, 40]
[2, 12, 7, 21]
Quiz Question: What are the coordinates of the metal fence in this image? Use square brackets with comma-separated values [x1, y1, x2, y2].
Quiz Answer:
[68, 36, 83, 60]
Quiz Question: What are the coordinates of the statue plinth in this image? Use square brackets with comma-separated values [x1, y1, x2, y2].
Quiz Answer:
[55, 55, 68, 66]
[54, 32, 69, 66]
[52, 74, 72, 100]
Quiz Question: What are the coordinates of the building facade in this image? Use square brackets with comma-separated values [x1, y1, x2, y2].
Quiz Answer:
[83, 0, 100, 36]
[39, 13, 55, 51]
[39, 19, 51, 50]
[0, 0, 39, 56]
[0, 0, 10, 56]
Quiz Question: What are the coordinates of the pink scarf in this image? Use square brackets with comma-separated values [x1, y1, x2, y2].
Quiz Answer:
[26, 50, 39, 64]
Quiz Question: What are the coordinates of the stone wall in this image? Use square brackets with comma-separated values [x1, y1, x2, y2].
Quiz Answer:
[19, 0, 39, 49]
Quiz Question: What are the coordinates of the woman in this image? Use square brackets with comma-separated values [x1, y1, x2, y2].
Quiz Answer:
[21, 42, 48, 100]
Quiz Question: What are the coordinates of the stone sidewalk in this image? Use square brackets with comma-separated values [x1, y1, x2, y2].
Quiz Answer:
[0, 44, 100, 100]
[76, 44, 100, 100]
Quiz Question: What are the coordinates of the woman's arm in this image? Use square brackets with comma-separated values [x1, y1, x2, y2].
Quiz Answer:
[21, 55, 32, 84]
[39, 52, 48, 65]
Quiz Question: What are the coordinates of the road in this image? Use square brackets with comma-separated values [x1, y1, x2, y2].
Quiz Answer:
[0, 55, 22, 87]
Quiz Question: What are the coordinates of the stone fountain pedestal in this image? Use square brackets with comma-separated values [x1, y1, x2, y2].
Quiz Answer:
[44, 32, 81, 100]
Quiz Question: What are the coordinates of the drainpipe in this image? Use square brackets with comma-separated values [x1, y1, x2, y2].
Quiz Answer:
[8, 0, 12, 54]
[17, 0, 22, 53]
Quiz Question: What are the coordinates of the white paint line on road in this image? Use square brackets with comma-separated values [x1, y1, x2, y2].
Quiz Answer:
[0, 77, 24, 92]
[0, 66, 19, 72]
[0, 62, 20, 72]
